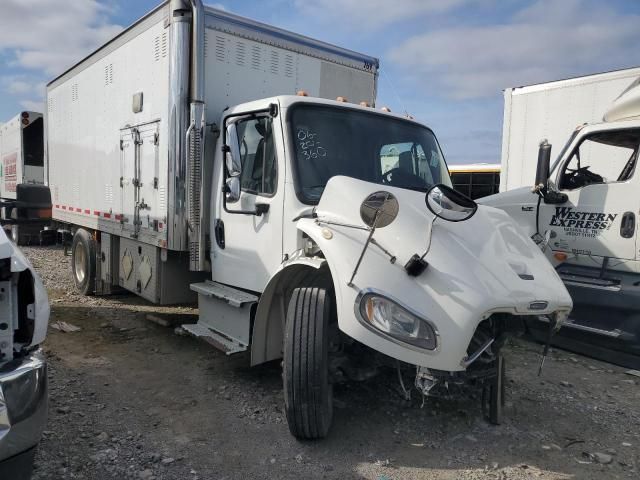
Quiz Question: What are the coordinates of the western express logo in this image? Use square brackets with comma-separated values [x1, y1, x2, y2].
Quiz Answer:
[550, 207, 617, 230]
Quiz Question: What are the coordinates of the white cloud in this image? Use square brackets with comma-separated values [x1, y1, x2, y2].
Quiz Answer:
[388, 0, 640, 99]
[0, 0, 123, 76]
[293, 0, 474, 29]
[20, 99, 44, 112]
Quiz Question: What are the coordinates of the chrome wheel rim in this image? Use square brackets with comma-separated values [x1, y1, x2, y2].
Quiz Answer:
[74, 242, 86, 284]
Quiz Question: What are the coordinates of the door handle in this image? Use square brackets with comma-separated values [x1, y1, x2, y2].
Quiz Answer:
[620, 211, 635, 238]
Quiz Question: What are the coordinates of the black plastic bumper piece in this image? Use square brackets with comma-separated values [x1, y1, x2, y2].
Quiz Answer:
[0, 446, 37, 480]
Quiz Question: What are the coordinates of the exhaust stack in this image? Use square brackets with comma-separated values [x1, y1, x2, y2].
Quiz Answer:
[168, 0, 207, 271]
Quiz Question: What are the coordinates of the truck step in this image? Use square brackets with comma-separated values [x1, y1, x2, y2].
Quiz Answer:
[537, 315, 623, 338]
[181, 323, 248, 355]
[190, 280, 258, 308]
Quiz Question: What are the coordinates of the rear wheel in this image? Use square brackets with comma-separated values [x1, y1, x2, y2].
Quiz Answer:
[283, 287, 334, 439]
[71, 229, 96, 295]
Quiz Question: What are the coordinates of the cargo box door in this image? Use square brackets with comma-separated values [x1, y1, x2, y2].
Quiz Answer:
[137, 122, 160, 233]
[120, 128, 137, 236]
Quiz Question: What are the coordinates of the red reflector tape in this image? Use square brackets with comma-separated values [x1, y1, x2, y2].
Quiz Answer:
[84, 209, 90, 214]
[93, 211, 100, 216]
[103, 213, 111, 219]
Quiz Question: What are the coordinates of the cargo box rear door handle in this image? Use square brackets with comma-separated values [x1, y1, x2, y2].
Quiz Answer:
[620, 211, 635, 238]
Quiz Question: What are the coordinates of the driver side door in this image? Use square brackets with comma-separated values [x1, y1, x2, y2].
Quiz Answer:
[211, 112, 284, 293]
[540, 128, 640, 264]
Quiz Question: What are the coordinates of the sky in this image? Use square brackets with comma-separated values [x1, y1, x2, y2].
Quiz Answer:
[1, 0, 639, 164]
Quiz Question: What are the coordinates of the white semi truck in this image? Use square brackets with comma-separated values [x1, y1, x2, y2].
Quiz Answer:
[484, 73, 640, 368]
[46, 0, 572, 439]
[500, 67, 640, 192]
[0, 112, 52, 245]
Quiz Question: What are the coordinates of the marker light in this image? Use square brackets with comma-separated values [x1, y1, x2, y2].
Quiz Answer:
[359, 101, 370, 107]
[336, 96, 348, 102]
[21, 118, 29, 126]
[554, 252, 568, 262]
[358, 292, 437, 350]
[380, 106, 391, 112]
[296, 90, 308, 96]
[21, 112, 29, 119]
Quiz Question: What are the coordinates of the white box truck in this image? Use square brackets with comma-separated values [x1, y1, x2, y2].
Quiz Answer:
[0, 112, 52, 245]
[500, 67, 640, 192]
[46, 0, 572, 439]
[484, 72, 640, 368]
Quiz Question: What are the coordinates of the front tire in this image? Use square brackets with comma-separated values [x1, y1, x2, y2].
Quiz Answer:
[71, 229, 96, 295]
[283, 287, 333, 439]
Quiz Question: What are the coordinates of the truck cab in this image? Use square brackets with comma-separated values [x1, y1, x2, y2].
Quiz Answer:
[186, 93, 573, 438]
[481, 82, 640, 367]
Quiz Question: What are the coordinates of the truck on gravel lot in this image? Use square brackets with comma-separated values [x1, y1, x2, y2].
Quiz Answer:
[0, 229, 49, 480]
[482, 71, 640, 369]
[0, 112, 52, 245]
[45, 0, 572, 439]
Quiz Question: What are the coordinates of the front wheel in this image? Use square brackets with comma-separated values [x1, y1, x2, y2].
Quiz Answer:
[283, 287, 333, 439]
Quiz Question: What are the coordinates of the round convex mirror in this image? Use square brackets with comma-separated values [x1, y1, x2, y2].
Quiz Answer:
[360, 191, 399, 228]
[425, 184, 477, 222]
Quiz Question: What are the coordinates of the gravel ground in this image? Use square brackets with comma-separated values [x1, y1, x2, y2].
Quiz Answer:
[20, 245, 640, 479]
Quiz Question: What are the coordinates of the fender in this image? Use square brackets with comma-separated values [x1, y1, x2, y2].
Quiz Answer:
[250, 252, 330, 366]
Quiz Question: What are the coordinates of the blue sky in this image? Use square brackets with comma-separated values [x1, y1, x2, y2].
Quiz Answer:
[1, 0, 639, 164]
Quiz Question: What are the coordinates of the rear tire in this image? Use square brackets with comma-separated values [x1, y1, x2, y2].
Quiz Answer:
[71, 229, 96, 295]
[283, 287, 334, 439]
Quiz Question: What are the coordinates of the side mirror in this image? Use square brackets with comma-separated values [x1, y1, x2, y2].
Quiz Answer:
[425, 184, 477, 222]
[534, 140, 552, 192]
[360, 191, 399, 228]
[225, 123, 242, 176]
[225, 176, 240, 203]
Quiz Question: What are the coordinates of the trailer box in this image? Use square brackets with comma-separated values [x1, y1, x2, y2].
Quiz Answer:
[0, 112, 45, 200]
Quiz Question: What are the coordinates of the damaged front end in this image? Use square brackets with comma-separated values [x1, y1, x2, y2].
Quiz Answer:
[296, 176, 572, 423]
[0, 230, 49, 478]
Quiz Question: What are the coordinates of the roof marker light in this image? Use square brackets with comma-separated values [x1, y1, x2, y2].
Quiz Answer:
[380, 106, 391, 112]
[359, 101, 370, 107]
[296, 90, 308, 96]
[336, 96, 348, 103]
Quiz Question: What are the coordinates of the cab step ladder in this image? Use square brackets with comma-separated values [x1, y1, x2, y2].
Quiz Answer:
[184, 281, 258, 355]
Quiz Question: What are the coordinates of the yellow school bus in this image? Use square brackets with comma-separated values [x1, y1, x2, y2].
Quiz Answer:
[448, 163, 501, 200]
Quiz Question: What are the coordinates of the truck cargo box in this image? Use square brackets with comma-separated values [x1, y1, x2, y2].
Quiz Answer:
[46, 2, 378, 252]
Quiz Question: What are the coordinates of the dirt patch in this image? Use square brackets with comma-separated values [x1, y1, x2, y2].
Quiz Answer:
[22, 246, 640, 480]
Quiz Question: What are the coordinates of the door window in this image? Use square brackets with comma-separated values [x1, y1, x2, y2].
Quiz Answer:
[558, 129, 640, 190]
[235, 117, 276, 196]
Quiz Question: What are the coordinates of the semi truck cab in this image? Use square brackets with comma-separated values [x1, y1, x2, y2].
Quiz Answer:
[482, 82, 640, 367]
[185, 93, 574, 437]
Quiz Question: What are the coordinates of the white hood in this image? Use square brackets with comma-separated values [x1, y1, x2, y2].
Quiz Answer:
[297, 176, 572, 371]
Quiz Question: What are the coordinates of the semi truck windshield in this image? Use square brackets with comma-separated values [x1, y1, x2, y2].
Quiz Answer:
[289, 105, 451, 203]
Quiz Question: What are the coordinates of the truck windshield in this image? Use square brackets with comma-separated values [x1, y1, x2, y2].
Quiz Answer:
[289, 105, 451, 203]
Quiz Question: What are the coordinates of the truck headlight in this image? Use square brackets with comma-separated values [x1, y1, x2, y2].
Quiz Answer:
[358, 292, 437, 350]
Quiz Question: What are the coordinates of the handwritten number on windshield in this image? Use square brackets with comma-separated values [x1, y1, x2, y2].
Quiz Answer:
[297, 128, 327, 161]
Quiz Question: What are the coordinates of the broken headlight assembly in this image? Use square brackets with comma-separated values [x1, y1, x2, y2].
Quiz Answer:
[357, 290, 438, 350]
